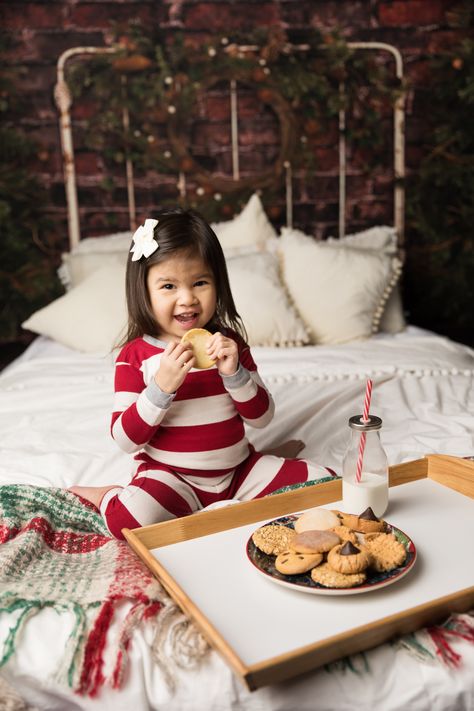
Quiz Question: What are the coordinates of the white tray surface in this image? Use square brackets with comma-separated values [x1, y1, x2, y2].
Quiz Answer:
[151, 478, 474, 666]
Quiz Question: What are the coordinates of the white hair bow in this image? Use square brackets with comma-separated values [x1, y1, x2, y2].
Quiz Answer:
[130, 219, 159, 261]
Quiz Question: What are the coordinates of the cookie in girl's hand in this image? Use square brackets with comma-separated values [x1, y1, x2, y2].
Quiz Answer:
[180, 328, 216, 369]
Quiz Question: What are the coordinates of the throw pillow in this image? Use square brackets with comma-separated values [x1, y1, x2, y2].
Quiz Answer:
[226, 252, 309, 347]
[278, 229, 402, 345]
[58, 194, 276, 290]
[282, 226, 406, 334]
[22, 263, 127, 354]
[211, 193, 277, 253]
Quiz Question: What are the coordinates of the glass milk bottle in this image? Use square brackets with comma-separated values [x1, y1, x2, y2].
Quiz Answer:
[342, 415, 389, 517]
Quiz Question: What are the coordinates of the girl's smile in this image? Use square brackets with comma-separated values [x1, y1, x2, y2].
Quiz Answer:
[146, 252, 217, 341]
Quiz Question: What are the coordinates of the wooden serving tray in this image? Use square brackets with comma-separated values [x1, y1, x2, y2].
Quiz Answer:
[124, 455, 474, 690]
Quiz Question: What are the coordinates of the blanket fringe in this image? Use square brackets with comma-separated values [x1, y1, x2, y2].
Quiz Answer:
[53, 603, 89, 689]
[0, 599, 43, 668]
[111, 599, 162, 689]
[0, 675, 39, 711]
[324, 652, 370, 675]
[325, 611, 474, 678]
[397, 612, 474, 668]
[150, 604, 209, 691]
[0, 596, 96, 693]
[77, 600, 115, 697]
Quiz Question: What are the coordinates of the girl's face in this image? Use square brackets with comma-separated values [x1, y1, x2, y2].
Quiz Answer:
[146, 252, 217, 342]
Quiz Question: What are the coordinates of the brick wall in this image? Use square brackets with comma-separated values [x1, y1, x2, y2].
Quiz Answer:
[0, 0, 467, 248]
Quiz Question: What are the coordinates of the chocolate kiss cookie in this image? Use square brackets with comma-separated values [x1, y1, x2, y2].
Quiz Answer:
[356, 507, 386, 533]
[327, 541, 371, 574]
[340, 541, 360, 555]
[359, 507, 378, 521]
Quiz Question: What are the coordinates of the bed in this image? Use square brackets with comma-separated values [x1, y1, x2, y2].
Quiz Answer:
[1, 37, 474, 711]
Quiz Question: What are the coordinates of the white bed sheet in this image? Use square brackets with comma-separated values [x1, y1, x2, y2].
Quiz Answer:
[0, 326, 473, 710]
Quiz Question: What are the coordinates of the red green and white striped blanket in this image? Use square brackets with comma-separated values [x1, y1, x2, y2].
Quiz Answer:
[0, 485, 199, 697]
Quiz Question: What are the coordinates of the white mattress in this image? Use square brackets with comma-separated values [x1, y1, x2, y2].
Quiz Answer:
[1, 326, 473, 710]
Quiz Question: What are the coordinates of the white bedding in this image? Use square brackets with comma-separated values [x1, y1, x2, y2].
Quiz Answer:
[1, 326, 473, 710]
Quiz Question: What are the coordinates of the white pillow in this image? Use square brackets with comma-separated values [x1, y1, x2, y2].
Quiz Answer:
[71, 231, 133, 254]
[58, 194, 276, 290]
[59, 251, 129, 290]
[326, 225, 399, 254]
[226, 252, 309, 347]
[22, 264, 127, 354]
[58, 231, 132, 290]
[211, 193, 276, 253]
[327, 225, 405, 333]
[283, 226, 406, 334]
[67, 194, 276, 258]
[25, 253, 306, 352]
[378, 285, 405, 333]
[278, 230, 402, 345]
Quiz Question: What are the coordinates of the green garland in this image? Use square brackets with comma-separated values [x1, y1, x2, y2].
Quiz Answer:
[68, 24, 402, 222]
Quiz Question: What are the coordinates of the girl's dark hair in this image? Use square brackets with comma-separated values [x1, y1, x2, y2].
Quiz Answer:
[120, 208, 247, 346]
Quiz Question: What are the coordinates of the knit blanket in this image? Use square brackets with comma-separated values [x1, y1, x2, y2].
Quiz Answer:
[0, 485, 207, 698]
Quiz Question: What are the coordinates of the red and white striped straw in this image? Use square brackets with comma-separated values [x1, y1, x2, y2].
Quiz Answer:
[355, 379, 373, 483]
[362, 378, 373, 423]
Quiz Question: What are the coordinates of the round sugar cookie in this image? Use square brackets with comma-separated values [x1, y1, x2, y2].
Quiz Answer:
[275, 550, 323, 575]
[294, 508, 340, 533]
[180, 328, 215, 369]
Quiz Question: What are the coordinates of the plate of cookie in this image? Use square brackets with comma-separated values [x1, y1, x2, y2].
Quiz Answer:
[247, 506, 417, 595]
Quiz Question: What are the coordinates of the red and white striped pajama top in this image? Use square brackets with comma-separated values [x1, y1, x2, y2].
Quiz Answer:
[100, 332, 333, 538]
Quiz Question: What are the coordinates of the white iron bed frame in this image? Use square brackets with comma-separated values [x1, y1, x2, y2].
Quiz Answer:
[53, 41, 406, 250]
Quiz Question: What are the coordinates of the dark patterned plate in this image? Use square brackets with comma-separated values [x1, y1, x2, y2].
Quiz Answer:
[246, 514, 417, 596]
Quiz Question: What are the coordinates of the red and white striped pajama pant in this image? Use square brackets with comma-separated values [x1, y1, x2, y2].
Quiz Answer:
[100, 450, 335, 539]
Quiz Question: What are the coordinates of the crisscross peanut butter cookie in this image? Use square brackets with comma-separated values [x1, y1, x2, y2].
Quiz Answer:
[364, 532, 407, 572]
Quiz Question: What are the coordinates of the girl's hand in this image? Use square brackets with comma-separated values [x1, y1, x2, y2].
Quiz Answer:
[154, 341, 195, 393]
[207, 332, 239, 376]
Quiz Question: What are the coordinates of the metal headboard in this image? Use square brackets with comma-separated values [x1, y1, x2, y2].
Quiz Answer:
[54, 42, 405, 251]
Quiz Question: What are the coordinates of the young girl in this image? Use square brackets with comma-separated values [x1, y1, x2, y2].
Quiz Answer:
[70, 209, 334, 539]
